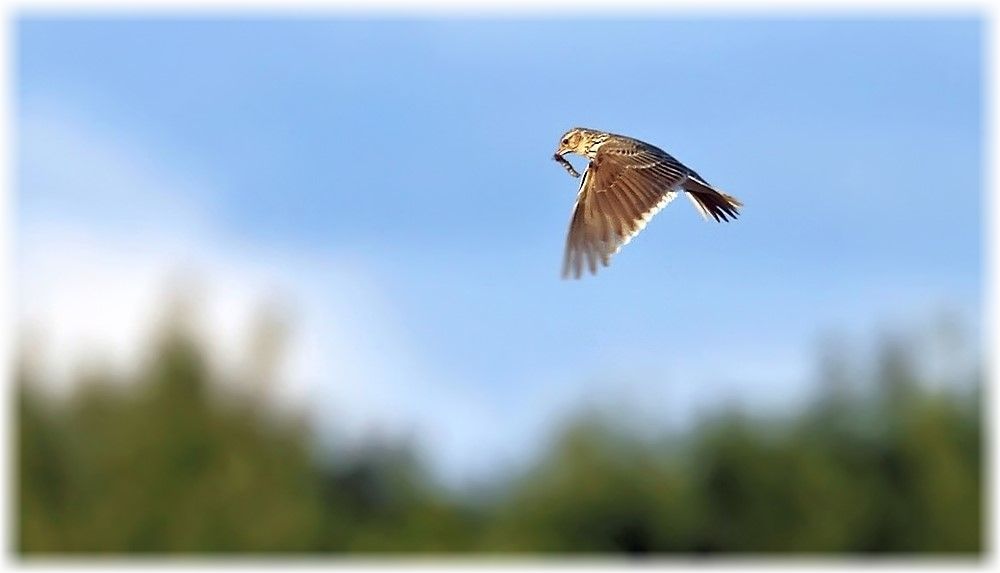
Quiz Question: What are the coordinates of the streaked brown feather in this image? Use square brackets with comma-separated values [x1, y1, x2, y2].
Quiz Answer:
[559, 131, 742, 279]
[562, 142, 686, 279]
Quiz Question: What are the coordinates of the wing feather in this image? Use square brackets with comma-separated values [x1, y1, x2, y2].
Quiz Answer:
[561, 138, 688, 279]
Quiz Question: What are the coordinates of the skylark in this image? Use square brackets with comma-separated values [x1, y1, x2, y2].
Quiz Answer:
[554, 127, 742, 279]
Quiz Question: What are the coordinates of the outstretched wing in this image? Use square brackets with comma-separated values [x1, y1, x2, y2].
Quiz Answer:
[562, 139, 689, 279]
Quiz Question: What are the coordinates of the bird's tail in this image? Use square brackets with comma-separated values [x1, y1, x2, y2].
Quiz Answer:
[682, 177, 742, 222]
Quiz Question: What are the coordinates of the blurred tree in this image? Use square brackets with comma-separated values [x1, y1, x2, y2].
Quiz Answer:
[16, 312, 981, 555]
[18, 321, 330, 552]
[17, 366, 73, 552]
[485, 415, 698, 553]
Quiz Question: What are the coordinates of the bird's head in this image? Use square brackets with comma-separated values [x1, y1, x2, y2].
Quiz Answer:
[555, 127, 596, 157]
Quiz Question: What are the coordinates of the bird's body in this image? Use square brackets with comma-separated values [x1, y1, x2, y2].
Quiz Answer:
[554, 127, 742, 279]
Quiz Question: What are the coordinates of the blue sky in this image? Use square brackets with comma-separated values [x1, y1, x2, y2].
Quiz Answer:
[16, 17, 982, 483]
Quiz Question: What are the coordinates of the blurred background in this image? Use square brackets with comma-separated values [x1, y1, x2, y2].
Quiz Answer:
[15, 16, 982, 554]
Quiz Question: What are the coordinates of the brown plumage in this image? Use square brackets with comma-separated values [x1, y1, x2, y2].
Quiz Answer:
[553, 127, 742, 279]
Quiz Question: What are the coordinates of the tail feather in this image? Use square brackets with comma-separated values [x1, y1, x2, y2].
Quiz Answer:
[682, 177, 742, 222]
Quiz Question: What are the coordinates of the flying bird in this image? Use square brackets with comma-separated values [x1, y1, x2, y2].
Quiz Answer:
[553, 127, 742, 279]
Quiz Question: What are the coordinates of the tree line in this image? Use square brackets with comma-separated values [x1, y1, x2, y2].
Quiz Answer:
[17, 316, 981, 554]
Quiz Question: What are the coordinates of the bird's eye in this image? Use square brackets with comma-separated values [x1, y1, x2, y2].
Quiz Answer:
[562, 138, 569, 145]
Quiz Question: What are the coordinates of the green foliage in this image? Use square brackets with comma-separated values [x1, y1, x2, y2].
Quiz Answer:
[16, 321, 981, 555]
[18, 329, 329, 552]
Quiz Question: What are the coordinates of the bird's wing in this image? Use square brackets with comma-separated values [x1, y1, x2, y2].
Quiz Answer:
[562, 140, 688, 279]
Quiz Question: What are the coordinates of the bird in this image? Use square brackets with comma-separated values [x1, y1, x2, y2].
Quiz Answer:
[553, 127, 742, 279]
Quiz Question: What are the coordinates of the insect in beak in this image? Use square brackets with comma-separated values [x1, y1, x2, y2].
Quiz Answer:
[553, 153, 581, 178]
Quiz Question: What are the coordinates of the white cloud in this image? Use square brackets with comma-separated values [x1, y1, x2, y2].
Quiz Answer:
[18, 102, 214, 238]
[16, 104, 418, 424]
[15, 217, 589, 483]
[15, 102, 595, 484]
